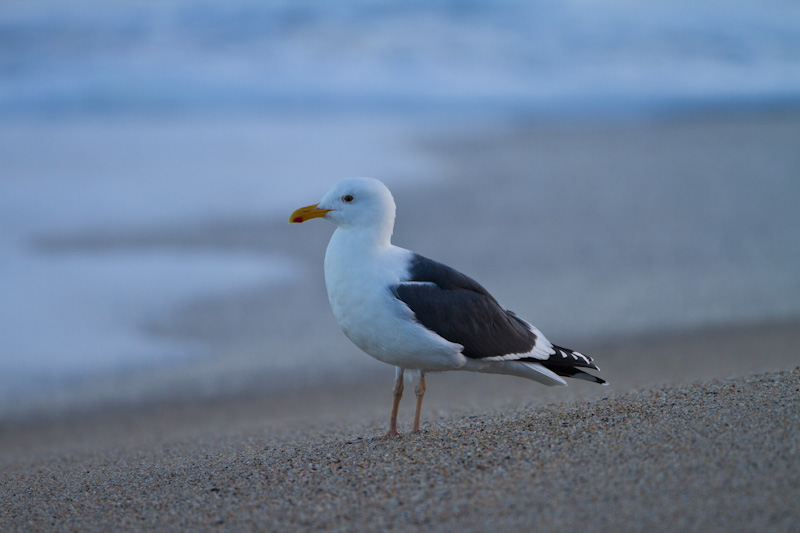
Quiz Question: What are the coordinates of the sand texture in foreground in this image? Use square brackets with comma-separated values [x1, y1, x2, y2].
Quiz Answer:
[2, 368, 799, 532]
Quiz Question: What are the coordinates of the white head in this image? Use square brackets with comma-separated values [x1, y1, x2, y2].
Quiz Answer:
[289, 178, 397, 243]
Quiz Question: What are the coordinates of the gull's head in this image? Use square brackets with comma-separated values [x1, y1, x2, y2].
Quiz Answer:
[289, 178, 396, 233]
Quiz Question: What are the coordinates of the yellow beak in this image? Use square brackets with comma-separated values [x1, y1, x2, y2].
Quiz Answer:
[289, 203, 331, 223]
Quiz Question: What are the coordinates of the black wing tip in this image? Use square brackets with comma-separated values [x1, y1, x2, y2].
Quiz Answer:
[552, 345, 599, 370]
[566, 369, 607, 386]
[591, 374, 609, 386]
[531, 352, 606, 386]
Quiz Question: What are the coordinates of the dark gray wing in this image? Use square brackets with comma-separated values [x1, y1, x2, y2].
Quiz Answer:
[393, 254, 606, 385]
[393, 253, 538, 359]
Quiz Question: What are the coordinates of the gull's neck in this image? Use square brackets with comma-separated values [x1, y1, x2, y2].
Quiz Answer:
[329, 224, 393, 256]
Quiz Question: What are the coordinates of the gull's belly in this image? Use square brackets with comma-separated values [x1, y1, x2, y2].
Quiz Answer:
[327, 280, 465, 371]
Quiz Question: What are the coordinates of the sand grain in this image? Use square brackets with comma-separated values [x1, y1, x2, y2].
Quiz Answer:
[3, 369, 798, 532]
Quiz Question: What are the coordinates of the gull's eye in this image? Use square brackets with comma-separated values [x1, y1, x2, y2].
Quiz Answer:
[342, 195, 354, 203]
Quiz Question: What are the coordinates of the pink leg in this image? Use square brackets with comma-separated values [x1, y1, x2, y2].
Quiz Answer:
[384, 367, 404, 438]
[412, 371, 426, 433]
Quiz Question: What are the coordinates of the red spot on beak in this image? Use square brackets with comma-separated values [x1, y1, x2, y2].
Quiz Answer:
[293, 216, 304, 223]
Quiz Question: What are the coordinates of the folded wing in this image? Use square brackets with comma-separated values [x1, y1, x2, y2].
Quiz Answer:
[393, 253, 605, 385]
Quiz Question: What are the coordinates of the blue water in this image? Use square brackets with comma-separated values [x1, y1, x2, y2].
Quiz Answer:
[2, 0, 799, 119]
[1, 0, 799, 410]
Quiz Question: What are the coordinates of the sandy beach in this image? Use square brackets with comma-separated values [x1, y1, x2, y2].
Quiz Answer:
[2, 111, 800, 531]
[2, 368, 798, 532]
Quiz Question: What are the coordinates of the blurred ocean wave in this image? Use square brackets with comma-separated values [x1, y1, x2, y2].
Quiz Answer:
[1, 0, 799, 119]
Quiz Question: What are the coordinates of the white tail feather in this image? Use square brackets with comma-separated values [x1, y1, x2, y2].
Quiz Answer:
[460, 359, 567, 387]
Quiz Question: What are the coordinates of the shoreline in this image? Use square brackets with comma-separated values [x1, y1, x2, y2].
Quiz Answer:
[2, 315, 798, 457]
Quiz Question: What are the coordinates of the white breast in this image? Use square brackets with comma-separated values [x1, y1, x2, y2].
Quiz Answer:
[324, 230, 465, 371]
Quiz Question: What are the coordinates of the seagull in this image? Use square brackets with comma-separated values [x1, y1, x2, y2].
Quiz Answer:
[289, 178, 605, 437]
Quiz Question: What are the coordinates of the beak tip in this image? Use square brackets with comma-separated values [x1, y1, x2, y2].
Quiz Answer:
[289, 204, 329, 224]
